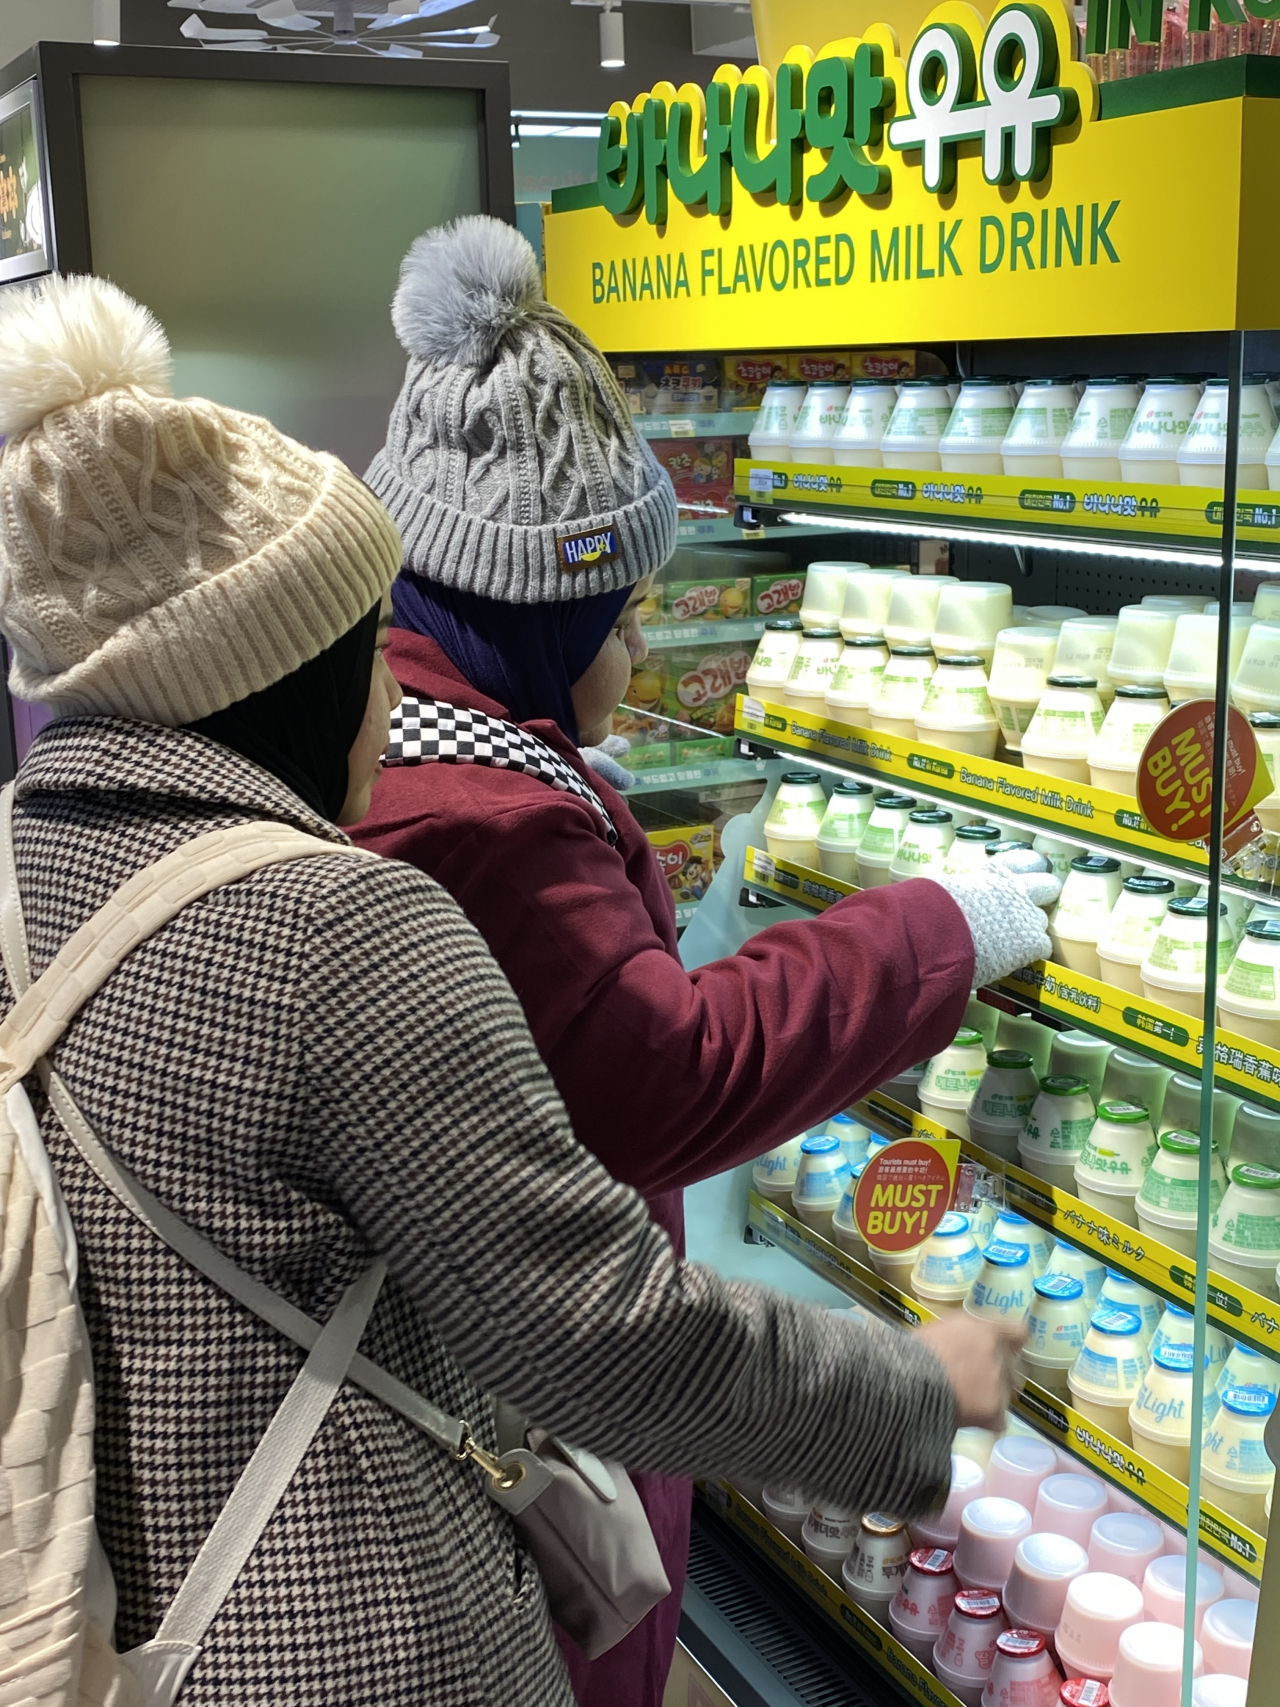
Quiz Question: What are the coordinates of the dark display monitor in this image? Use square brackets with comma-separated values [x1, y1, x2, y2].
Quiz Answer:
[0, 42, 513, 773]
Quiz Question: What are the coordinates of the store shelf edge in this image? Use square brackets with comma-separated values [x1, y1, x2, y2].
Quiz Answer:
[748, 1190, 934, 1329]
[735, 459, 1280, 559]
[633, 411, 752, 441]
[639, 616, 766, 649]
[736, 696, 1207, 873]
[700, 1479, 969, 1707]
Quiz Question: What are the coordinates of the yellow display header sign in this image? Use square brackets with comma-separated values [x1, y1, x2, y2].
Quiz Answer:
[543, 0, 1280, 345]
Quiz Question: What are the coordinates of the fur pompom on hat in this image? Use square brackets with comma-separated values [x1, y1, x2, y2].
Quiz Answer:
[0, 274, 401, 727]
[367, 214, 677, 605]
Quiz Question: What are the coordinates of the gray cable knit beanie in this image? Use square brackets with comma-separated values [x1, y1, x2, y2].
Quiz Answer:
[366, 215, 677, 604]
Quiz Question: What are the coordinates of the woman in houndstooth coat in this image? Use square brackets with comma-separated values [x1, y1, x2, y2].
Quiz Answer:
[0, 276, 1017, 1703]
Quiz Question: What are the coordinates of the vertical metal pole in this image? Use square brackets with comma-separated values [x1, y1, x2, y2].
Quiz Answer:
[1185, 331, 1243, 1707]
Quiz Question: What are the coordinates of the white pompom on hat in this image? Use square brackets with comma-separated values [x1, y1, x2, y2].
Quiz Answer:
[366, 214, 677, 605]
[0, 274, 402, 728]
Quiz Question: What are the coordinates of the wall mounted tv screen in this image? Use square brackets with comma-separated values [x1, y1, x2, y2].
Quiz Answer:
[76, 73, 487, 472]
[0, 79, 50, 285]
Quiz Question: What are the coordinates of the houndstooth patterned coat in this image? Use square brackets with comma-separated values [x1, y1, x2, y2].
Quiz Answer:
[8, 717, 955, 1705]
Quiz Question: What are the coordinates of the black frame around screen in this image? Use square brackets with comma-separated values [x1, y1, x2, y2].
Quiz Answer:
[0, 39, 515, 277]
[0, 40, 514, 779]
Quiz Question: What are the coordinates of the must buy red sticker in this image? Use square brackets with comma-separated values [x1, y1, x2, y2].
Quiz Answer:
[1136, 700, 1268, 843]
[853, 1138, 960, 1253]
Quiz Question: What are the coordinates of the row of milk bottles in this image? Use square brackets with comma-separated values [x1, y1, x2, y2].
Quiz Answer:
[760, 1101, 1277, 1533]
[755, 1420, 1260, 1706]
[1043, 853, 1280, 1048]
[749, 567, 1280, 815]
[918, 1021, 1280, 1302]
[764, 762, 1280, 1049]
[751, 372, 1280, 487]
[759, 768, 1074, 890]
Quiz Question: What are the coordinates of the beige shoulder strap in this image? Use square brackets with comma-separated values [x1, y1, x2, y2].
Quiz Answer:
[0, 802, 357, 1089]
[0, 783, 473, 1459]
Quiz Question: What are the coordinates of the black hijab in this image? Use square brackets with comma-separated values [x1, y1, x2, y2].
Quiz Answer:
[186, 603, 382, 821]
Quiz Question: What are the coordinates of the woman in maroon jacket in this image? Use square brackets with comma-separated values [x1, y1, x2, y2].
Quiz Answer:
[354, 217, 1054, 1707]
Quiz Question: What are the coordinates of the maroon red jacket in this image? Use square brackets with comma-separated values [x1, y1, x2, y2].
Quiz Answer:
[353, 629, 975, 1706]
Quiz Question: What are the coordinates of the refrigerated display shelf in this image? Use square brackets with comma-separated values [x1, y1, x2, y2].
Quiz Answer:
[699, 1478, 971, 1707]
[639, 617, 766, 649]
[747, 1190, 1268, 1584]
[735, 696, 1209, 876]
[625, 756, 774, 796]
[736, 459, 1280, 564]
[851, 1086, 1280, 1369]
[634, 412, 751, 440]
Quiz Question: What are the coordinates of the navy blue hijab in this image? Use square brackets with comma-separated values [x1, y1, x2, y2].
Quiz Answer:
[392, 571, 631, 745]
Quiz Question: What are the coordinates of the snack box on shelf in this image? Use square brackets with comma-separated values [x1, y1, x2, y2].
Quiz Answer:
[735, 457, 1280, 557]
[735, 694, 1208, 873]
[663, 575, 753, 625]
[612, 350, 931, 416]
[637, 820, 716, 908]
[652, 438, 735, 521]
[753, 572, 805, 617]
[613, 355, 721, 416]
[746, 1183, 1268, 1586]
[698, 1478, 972, 1707]
[664, 642, 755, 739]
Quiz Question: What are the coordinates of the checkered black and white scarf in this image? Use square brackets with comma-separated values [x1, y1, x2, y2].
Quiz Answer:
[383, 698, 618, 845]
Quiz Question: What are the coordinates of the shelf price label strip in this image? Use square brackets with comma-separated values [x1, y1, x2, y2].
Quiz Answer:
[736, 695, 1206, 871]
[747, 1190, 1267, 1584]
[735, 459, 1280, 555]
[999, 961, 1280, 1123]
[699, 1480, 969, 1707]
[743, 845, 856, 911]
[639, 617, 766, 648]
[997, 962, 1206, 1079]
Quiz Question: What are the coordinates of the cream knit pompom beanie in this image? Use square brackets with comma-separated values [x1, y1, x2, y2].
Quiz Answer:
[0, 274, 402, 726]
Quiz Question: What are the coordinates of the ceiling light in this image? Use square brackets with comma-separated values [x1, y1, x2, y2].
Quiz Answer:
[778, 510, 1225, 569]
[600, 3, 625, 68]
[93, 0, 120, 45]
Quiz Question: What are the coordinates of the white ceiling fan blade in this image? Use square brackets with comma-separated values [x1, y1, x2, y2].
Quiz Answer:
[369, 0, 472, 25]
[424, 33, 498, 45]
[257, 1, 324, 26]
[179, 14, 270, 37]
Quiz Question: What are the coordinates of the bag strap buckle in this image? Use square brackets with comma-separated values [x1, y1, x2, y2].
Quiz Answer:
[453, 1421, 526, 1492]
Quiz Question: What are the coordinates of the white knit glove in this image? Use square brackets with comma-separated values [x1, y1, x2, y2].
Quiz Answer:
[578, 733, 635, 791]
[930, 848, 1059, 989]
